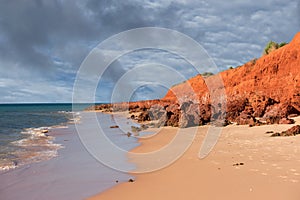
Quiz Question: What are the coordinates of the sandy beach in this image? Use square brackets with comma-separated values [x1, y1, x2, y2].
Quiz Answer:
[90, 117, 300, 200]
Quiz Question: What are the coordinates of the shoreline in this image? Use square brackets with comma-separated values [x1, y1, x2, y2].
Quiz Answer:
[0, 110, 81, 173]
[89, 117, 300, 200]
[0, 112, 140, 200]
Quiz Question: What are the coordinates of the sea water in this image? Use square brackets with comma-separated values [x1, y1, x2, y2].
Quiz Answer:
[0, 105, 143, 199]
[0, 103, 91, 171]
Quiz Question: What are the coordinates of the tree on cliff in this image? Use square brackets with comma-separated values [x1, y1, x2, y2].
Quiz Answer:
[201, 72, 214, 77]
[263, 41, 287, 55]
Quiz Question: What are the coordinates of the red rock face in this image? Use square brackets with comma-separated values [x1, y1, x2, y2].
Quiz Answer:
[88, 32, 300, 127]
[271, 125, 300, 137]
[162, 32, 300, 125]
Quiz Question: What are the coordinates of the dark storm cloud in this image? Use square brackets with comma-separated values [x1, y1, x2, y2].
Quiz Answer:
[86, 0, 155, 32]
[0, 0, 99, 71]
[0, 0, 298, 71]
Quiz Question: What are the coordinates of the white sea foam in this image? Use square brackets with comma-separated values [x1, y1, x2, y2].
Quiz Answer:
[0, 164, 17, 172]
[0, 111, 81, 172]
[68, 112, 82, 124]
[1, 126, 63, 172]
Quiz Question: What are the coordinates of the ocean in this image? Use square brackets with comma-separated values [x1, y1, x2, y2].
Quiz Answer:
[0, 103, 91, 171]
[0, 104, 143, 199]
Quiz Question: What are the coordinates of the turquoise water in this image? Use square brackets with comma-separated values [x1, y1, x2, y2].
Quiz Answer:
[0, 103, 93, 170]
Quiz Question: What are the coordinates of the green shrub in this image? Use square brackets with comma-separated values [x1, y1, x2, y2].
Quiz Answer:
[263, 41, 288, 55]
[201, 72, 214, 77]
[279, 42, 288, 47]
[264, 41, 278, 55]
[250, 58, 257, 65]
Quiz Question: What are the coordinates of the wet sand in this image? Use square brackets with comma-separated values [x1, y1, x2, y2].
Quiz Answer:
[90, 117, 300, 200]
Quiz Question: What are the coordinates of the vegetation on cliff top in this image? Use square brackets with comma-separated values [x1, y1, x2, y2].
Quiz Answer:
[201, 72, 214, 77]
[263, 40, 288, 55]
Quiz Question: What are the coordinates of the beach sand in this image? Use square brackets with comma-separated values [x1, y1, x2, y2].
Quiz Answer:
[89, 117, 300, 200]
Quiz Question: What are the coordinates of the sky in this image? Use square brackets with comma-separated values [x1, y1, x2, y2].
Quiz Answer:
[0, 0, 299, 103]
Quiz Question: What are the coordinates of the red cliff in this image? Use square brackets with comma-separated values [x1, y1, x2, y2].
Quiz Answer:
[90, 32, 300, 127]
[162, 32, 300, 126]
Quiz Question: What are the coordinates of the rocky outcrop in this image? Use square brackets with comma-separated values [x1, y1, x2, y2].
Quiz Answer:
[178, 101, 211, 128]
[271, 125, 300, 137]
[86, 99, 164, 112]
[235, 111, 257, 126]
